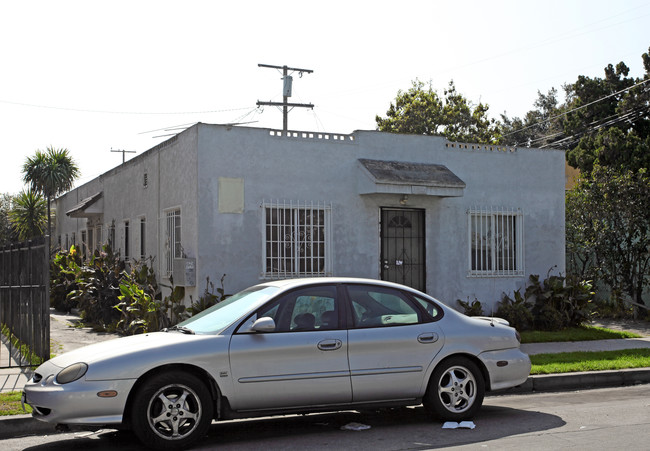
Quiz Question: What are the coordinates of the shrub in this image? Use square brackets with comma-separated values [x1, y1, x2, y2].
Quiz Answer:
[188, 274, 230, 316]
[50, 245, 83, 312]
[114, 259, 187, 335]
[457, 298, 484, 316]
[68, 246, 125, 328]
[496, 289, 534, 331]
[496, 272, 594, 331]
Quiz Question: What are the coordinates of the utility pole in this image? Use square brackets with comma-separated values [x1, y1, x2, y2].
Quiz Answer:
[110, 148, 136, 164]
[257, 64, 314, 133]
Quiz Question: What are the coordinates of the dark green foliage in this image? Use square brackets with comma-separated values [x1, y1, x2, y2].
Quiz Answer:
[68, 246, 125, 328]
[496, 273, 594, 331]
[0, 193, 17, 245]
[496, 289, 534, 331]
[376, 79, 502, 144]
[9, 190, 47, 241]
[457, 298, 484, 316]
[114, 259, 184, 335]
[50, 244, 83, 312]
[566, 167, 650, 317]
[187, 275, 230, 315]
[50, 245, 230, 335]
[22, 146, 79, 237]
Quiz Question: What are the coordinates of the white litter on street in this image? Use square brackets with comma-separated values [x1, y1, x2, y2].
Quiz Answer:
[442, 421, 476, 429]
[340, 422, 372, 431]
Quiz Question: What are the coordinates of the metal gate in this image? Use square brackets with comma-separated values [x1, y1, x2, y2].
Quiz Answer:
[380, 208, 425, 291]
[0, 236, 50, 369]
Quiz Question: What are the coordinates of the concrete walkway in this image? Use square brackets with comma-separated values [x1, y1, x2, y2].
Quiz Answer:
[1, 310, 119, 393]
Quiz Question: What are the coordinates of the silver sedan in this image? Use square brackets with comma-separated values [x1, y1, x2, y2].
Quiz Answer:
[23, 278, 530, 449]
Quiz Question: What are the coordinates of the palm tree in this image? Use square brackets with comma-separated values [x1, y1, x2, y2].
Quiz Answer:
[9, 190, 48, 241]
[22, 146, 79, 238]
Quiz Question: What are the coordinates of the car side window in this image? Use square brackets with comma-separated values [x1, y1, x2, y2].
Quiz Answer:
[256, 285, 339, 332]
[347, 285, 421, 328]
[413, 295, 443, 320]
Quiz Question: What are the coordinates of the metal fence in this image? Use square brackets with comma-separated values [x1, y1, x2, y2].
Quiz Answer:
[0, 236, 50, 369]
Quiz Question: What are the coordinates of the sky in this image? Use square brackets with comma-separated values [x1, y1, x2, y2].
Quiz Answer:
[1, 0, 649, 195]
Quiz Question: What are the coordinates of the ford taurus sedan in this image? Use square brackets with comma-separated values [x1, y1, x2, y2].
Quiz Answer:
[23, 278, 530, 449]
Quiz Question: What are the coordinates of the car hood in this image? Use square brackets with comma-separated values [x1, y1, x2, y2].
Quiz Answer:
[43, 331, 227, 380]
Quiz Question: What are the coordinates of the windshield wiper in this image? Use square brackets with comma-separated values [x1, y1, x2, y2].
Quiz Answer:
[164, 325, 195, 335]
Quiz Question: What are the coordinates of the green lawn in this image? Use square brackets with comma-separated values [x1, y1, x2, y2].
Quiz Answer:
[520, 325, 641, 343]
[530, 348, 650, 374]
[0, 391, 31, 416]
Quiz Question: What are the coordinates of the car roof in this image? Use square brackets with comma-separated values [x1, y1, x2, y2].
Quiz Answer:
[255, 277, 427, 294]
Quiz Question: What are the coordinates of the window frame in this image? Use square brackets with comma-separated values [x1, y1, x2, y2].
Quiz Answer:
[124, 219, 130, 260]
[164, 208, 182, 276]
[468, 207, 524, 277]
[261, 200, 332, 279]
[139, 217, 146, 259]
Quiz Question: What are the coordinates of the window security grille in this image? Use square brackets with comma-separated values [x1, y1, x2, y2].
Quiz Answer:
[124, 220, 130, 260]
[140, 218, 146, 259]
[164, 210, 181, 276]
[468, 207, 524, 277]
[262, 200, 332, 278]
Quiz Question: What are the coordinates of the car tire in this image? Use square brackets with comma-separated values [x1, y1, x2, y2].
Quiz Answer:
[131, 370, 213, 450]
[424, 356, 485, 421]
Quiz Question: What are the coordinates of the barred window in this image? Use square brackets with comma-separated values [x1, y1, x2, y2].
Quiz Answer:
[164, 209, 181, 276]
[124, 220, 130, 260]
[468, 207, 523, 277]
[262, 200, 332, 278]
[140, 217, 146, 259]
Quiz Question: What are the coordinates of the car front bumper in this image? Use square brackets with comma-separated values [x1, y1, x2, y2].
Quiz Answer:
[23, 361, 136, 426]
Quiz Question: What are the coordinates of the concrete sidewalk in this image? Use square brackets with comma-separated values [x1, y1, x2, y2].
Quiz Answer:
[1, 312, 649, 440]
[1, 310, 119, 394]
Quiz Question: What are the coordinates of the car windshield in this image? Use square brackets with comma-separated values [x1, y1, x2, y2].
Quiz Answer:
[176, 285, 280, 334]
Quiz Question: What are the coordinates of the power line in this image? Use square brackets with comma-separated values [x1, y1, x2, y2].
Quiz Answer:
[540, 104, 650, 149]
[503, 77, 650, 140]
[0, 99, 252, 116]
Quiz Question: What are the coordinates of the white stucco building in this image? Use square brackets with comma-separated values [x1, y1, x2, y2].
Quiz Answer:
[55, 123, 566, 310]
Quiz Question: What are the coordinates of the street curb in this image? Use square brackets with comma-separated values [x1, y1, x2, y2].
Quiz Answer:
[492, 367, 650, 395]
[0, 414, 57, 440]
[3, 368, 649, 439]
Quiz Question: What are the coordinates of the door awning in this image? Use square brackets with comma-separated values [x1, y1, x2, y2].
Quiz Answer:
[66, 192, 103, 218]
[358, 159, 466, 197]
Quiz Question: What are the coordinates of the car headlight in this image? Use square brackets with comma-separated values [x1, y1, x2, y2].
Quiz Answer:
[56, 363, 88, 384]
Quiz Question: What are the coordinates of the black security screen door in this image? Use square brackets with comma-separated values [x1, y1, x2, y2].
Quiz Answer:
[380, 208, 425, 291]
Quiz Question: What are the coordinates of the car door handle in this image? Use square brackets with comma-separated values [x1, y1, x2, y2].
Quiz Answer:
[318, 339, 342, 351]
[418, 333, 439, 343]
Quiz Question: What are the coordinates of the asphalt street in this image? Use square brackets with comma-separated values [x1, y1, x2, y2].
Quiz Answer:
[1, 385, 649, 450]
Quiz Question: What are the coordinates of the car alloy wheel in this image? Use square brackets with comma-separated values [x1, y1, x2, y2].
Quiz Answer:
[424, 357, 485, 421]
[131, 371, 213, 449]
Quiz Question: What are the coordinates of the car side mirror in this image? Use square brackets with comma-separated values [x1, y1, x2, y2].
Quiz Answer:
[251, 317, 276, 333]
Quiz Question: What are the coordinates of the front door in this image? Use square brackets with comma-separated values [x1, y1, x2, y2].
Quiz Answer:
[380, 208, 425, 291]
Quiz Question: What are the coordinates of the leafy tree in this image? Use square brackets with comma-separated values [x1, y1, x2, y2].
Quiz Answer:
[563, 49, 650, 175]
[9, 189, 48, 241]
[566, 167, 650, 317]
[0, 193, 17, 245]
[501, 88, 565, 148]
[376, 79, 501, 144]
[22, 146, 79, 237]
